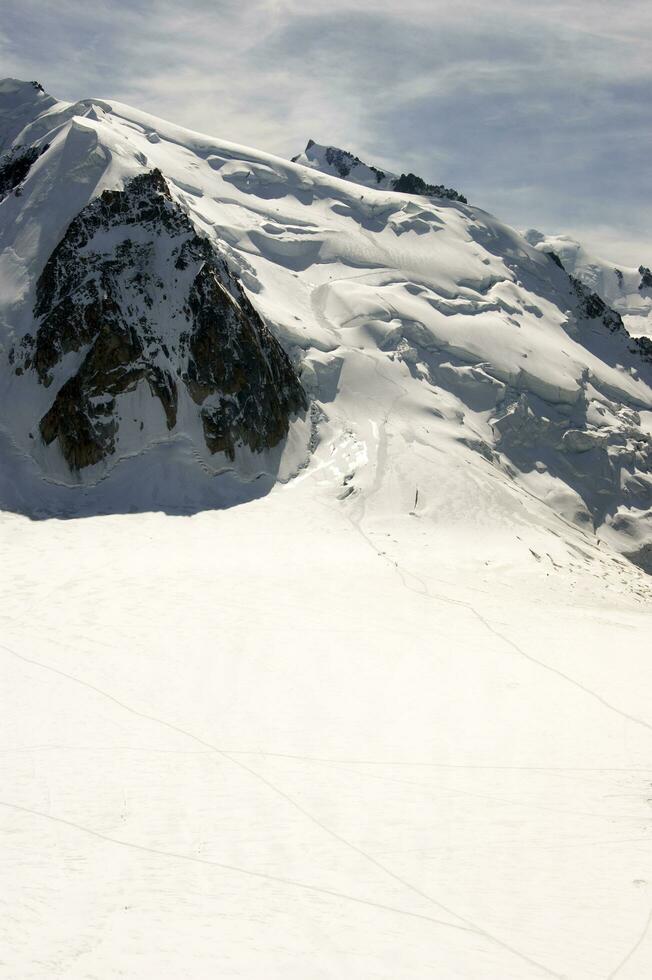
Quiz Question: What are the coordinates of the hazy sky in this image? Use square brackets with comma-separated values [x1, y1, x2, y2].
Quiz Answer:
[2, 0, 650, 266]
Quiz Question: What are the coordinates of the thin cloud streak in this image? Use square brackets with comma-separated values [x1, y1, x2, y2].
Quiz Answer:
[2, 0, 650, 266]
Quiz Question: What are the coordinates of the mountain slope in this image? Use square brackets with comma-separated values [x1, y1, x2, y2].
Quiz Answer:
[0, 79, 651, 569]
[525, 228, 652, 339]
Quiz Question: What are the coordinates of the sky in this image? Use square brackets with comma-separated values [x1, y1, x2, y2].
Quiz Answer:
[1, 0, 650, 266]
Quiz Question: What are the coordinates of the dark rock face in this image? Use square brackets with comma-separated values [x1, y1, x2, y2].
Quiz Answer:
[39, 322, 178, 471]
[184, 247, 308, 459]
[625, 541, 652, 575]
[569, 275, 652, 364]
[546, 250, 565, 270]
[293, 141, 467, 202]
[391, 172, 467, 204]
[636, 336, 652, 364]
[325, 145, 387, 185]
[639, 265, 652, 291]
[292, 141, 388, 185]
[570, 275, 624, 334]
[17, 169, 306, 469]
[0, 145, 40, 201]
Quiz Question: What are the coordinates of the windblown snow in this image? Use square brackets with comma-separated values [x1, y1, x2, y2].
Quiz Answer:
[1, 79, 652, 980]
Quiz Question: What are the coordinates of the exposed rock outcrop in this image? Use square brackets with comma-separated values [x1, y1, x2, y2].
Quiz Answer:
[569, 275, 625, 334]
[391, 172, 467, 204]
[639, 265, 652, 291]
[16, 169, 306, 469]
[569, 275, 652, 364]
[324, 144, 386, 184]
[0, 144, 40, 201]
[293, 140, 467, 202]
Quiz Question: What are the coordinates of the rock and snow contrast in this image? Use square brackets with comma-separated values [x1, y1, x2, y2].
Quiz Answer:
[525, 229, 652, 340]
[292, 138, 467, 201]
[2, 78, 652, 980]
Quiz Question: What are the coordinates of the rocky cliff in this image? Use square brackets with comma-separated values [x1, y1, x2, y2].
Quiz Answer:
[10, 169, 306, 470]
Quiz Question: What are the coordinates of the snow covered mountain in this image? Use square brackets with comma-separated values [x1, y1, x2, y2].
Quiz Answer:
[292, 138, 467, 201]
[1, 77, 651, 571]
[4, 78, 652, 980]
[524, 228, 652, 339]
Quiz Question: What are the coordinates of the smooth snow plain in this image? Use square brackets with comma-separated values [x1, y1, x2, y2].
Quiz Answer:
[1, 81, 652, 979]
[3, 419, 652, 979]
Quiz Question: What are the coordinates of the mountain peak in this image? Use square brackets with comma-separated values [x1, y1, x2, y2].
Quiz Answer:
[0, 82, 650, 571]
[0, 78, 47, 96]
[292, 139, 467, 203]
[0, 77, 57, 154]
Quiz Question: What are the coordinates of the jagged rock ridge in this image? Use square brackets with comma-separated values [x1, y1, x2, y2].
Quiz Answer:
[292, 139, 467, 202]
[12, 169, 306, 469]
[540, 250, 652, 365]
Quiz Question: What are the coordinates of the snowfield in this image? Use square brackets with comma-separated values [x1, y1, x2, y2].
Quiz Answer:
[1, 79, 652, 979]
[2, 481, 652, 980]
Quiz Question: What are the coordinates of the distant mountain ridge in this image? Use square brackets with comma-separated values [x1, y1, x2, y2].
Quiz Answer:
[291, 139, 467, 203]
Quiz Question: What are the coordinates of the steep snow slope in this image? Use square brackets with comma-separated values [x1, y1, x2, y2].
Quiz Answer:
[2, 79, 652, 980]
[525, 229, 652, 339]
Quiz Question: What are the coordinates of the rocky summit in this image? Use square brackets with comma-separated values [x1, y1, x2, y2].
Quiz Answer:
[292, 138, 467, 202]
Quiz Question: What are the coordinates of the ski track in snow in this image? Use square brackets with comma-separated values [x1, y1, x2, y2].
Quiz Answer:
[337, 354, 652, 741]
[607, 907, 652, 979]
[0, 799, 483, 939]
[0, 637, 560, 979]
[2, 505, 651, 978]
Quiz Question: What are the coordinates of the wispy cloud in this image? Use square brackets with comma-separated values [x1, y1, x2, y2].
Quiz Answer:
[3, 0, 651, 265]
